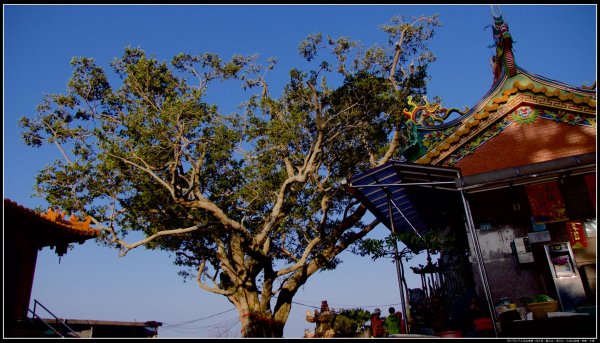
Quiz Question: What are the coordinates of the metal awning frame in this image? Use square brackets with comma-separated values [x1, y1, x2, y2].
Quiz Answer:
[347, 162, 463, 236]
[348, 173, 499, 335]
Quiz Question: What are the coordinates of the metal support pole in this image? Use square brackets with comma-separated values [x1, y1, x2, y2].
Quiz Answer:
[394, 238, 411, 334]
[388, 196, 410, 334]
[460, 191, 499, 337]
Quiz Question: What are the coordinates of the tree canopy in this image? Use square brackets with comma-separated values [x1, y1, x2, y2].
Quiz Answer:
[20, 14, 441, 337]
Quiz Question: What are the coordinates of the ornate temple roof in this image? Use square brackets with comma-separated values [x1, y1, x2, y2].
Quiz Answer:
[402, 10, 596, 170]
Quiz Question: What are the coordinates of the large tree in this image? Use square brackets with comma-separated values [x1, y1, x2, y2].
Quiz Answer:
[20, 15, 440, 337]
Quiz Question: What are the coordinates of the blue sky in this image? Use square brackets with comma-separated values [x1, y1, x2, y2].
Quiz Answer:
[3, 4, 596, 338]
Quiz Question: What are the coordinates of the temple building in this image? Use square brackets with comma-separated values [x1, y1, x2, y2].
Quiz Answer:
[4, 199, 163, 338]
[347, 9, 595, 338]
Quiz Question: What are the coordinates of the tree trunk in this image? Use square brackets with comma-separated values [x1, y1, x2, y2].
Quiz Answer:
[240, 311, 285, 338]
[233, 290, 292, 338]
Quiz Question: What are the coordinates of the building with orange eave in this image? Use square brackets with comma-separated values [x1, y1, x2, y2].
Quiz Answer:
[5, 199, 100, 331]
[4, 199, 163, 337]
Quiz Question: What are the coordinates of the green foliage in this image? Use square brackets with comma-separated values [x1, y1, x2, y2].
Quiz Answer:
[397, 227, 456, 255]
[333, 308, 372, 337]
[353, 234, 419, 262]
[353, 227, 455, 262]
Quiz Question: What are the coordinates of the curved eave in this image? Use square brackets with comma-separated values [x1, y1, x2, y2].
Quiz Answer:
[419, 69, 509, 133]
[517, 66, 597, 97]
[4, 199, 101, 244]
[414, 67, 596, 166]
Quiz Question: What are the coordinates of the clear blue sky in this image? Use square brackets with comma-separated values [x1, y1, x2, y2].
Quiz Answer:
[4, 4, 596, 338]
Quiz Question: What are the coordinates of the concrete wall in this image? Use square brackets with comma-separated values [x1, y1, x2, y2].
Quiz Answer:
[467, 225, 546, 306]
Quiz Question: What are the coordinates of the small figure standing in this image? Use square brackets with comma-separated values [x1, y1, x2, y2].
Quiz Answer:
[370, 308, 385, 337]
[384, 307, 406, 335]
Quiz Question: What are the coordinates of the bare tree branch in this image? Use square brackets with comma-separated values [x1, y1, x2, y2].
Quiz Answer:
[196, 259, 235, 296]
[276, 236, 321, 276]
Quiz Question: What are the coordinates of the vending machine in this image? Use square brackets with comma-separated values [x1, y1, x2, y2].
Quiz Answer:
[543, 242, 587, 312]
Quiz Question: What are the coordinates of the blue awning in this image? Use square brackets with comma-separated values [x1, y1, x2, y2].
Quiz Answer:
[346, 162, 462, 236]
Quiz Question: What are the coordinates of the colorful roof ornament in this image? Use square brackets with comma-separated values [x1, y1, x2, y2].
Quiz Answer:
[40, 207, 96, 235]
[401, 96, 470, 162]
[403, 96, 469, 127]
[491, 6, 517, 83]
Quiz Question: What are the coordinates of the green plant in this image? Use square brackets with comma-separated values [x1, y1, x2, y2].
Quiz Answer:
[333, 308, 372, 337]
[397, 227, 456, 255]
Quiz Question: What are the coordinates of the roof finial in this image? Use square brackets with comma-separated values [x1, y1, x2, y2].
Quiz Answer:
[490, 5, 517, 83]
[491, 4, 502, 17]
